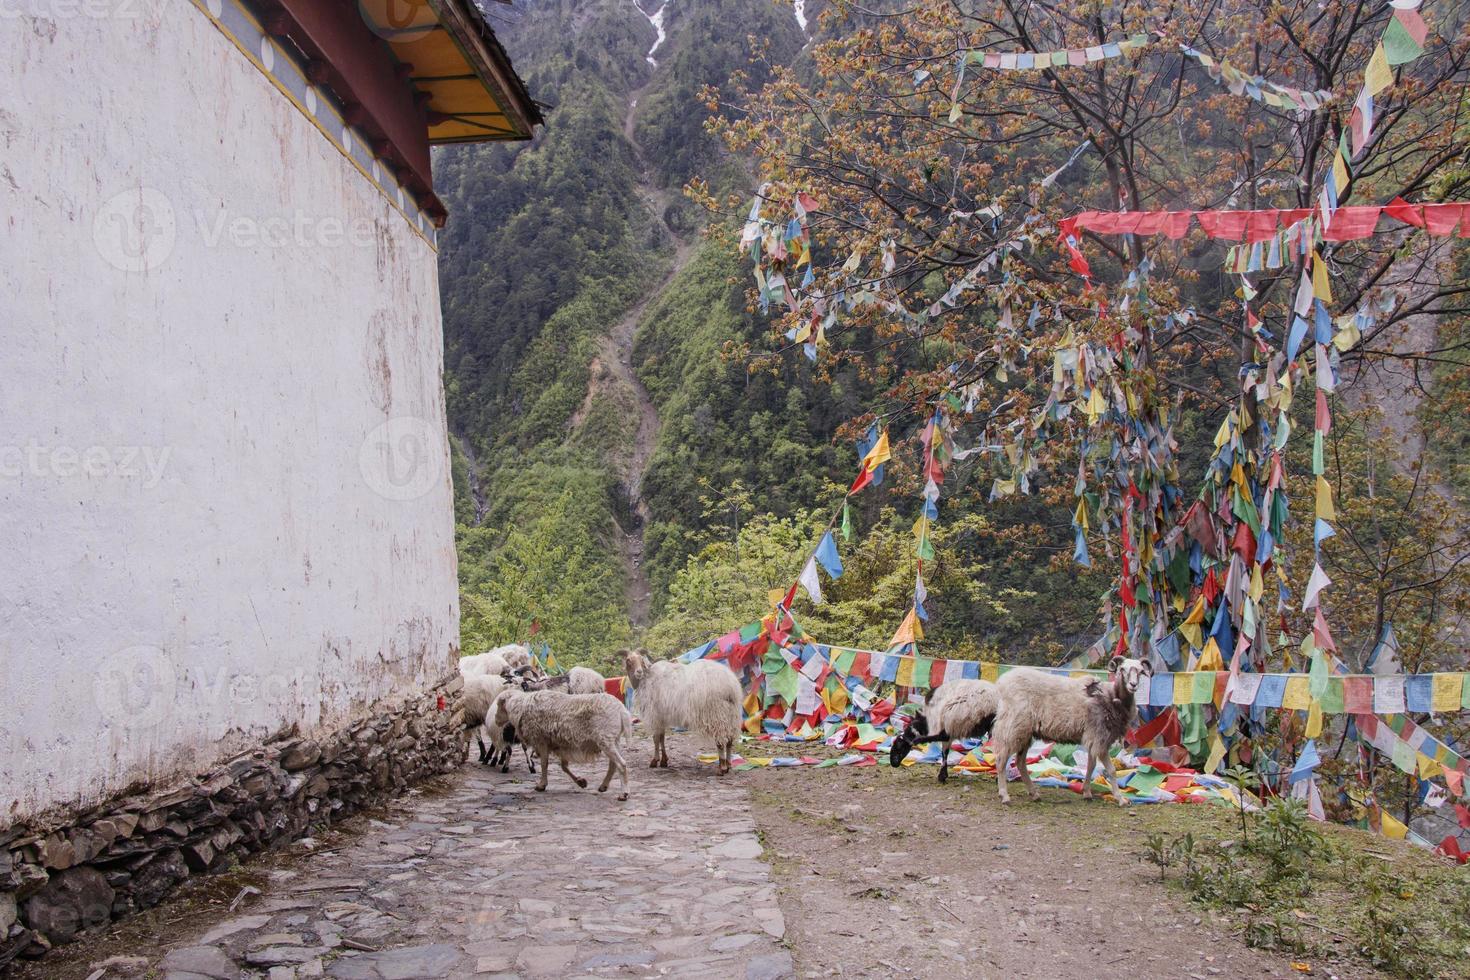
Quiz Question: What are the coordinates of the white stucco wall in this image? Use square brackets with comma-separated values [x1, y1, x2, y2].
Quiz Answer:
[0, 4, 461, 822]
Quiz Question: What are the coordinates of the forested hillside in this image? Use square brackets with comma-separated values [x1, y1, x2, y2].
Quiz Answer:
[437, 0, 1467, 681]
[436, 0, 1117, 669]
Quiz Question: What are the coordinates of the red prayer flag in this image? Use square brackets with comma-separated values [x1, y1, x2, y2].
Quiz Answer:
[1323, 206, 1381, 241]
[1196, 210, 1251, 240]
[1383, 196, 1425, 228]
[1245, 209, 1280, 243]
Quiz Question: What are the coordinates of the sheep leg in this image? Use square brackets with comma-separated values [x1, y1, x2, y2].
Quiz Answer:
[476, 732, 489, 765]
[558, 755, 588, 789]
[534, 747, 550, 792]
[611, 745, 630, 801]
[597, 752, 617, 792]
[1080, 745, 1097, 801]
[717, 738, 731, 776]
[1100, 749, 1126, 806]
[993, 740, 1012, 804]
[937, 737, 952, 784]
[1015, 744, 1040, 801]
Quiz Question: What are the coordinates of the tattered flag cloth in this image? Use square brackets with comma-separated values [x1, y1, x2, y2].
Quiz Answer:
[1060, 202, 1470, 243]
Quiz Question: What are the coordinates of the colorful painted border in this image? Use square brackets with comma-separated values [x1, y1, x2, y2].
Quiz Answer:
[186, 0, 439, 249]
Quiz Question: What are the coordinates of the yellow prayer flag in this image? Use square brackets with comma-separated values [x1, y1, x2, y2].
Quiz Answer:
[862, 430, 891, 471]
[768, 588, 788, 608]
[1282, 676, 1311, 711]
[1171, 673, 1192, 705]
[1315, 476, 1336, 521]
[1417, 753, 1443, 780]
[1312, 253, 1333, 303]
[1249, 563, 1264, 603]
[1432, 673, 1463, 712]
[1204, 732, 1227, 775]
[1364, 43, 1393, 96]
[1332, 151, 1349, 192]
[1198, 638, 1224, 672]
[888, 607, 923, 647]
[1306, 699, 1324, 738]
[981, 662, 998, 683]
[1074, 497, 1090, 531]
[895, 655, 915, 688]
[1380, 809, 1408, 840]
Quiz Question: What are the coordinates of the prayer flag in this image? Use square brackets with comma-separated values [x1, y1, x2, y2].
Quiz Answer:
[814, 532, 844, 579]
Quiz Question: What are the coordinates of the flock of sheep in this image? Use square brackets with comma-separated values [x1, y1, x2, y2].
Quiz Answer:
[456, 645, 743, 801]
[458, 643, 1153, 806]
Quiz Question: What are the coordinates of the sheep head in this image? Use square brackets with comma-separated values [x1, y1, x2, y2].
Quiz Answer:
[1107, 656, 1153, 696]
[888, 712, 930, 768]
[491, 690, 515, 729]
[623, 648, 653, 687]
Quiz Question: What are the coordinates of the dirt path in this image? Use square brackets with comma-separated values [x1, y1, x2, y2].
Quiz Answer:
[745, 762, 1380, 980]
[602, 76, 696, 629]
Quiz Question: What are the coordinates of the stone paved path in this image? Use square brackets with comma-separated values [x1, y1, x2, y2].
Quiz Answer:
[41, 741, 792, 980]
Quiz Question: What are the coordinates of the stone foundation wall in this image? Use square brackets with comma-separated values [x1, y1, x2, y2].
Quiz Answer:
[0, 676, 466, 964]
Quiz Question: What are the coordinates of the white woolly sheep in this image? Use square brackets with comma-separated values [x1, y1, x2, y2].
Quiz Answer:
[461, 672, 513, 768]
[459, 651, 509, 678]
[509, 664, 607, 696]
[623, 649, 743, 774]
[492, 690, 632, 800]
[499, 644, 534, 670]
[989, 656, 1153, 806]
[887, 679, 999, 783]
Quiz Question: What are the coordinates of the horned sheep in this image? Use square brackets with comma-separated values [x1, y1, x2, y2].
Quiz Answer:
[988, 656, 1153, 806]
[623, 649, 743, 774]
[509, 664, 607, 696]
[887, 679, 999, 783]
[492, 690, 632, 800]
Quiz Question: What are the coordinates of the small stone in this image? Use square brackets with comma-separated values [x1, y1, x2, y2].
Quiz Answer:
[746, 952, 795, 980]
[711, 933, 760, 952]
[199, 914, 272, 944]
[246, 946, 328, 967]
[160, 945, 240, 979]
[579, 949, 656, 969]
[90, 954, 150, 974]
[0, 892, 15, 934]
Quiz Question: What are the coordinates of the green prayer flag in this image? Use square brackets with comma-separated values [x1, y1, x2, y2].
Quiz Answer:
[1128, 765, 1167, 796]
[911, 657, 932, 689]
[1312, 430, 1325, 476]
[1309, 649, 1329, 700]
[1462, 675, 1470, 710]
[1320, 676, 1344, 714]
[917, 535, 935, 561]
[740, 620, 764, 643]
[761, 650, 787, 677]
[1191, 670, 1216, 703]
[841, 502, 852, 542]
[1382, 17, 1424, 66]
[1179, 704, 1208, 758]
[832, 648, 857, 674]
[768, 663, 798, 705]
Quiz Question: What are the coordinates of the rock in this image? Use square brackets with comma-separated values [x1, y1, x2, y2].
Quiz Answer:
[13, 863, 48, 900]
[0, 891, 16, 934]
[326, 943, 464, 979]
[23, 867, 114, 944]
[90, 953, 150, 974]
[182, 840, 217, 871]
[246, 945, 329, 967]
[160, 945, 240, 978]
[711, 836, 764, 860]
[37, 834, 76, 870]
[580, 949, 656, 969]
[746, 952, 795, 980]
[199, 913, 272, 944]
[133, 849, 189, 908]
[711, 933, 761, 952]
